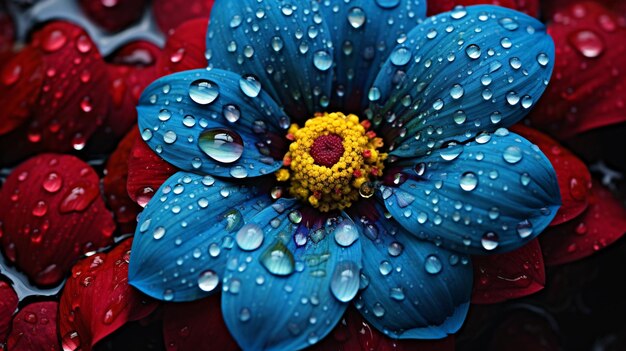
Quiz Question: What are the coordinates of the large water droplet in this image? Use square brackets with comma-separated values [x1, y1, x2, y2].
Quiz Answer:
[189, 79, 219, 105]
[465, 44, 481, 59]
[260, 241, 295, 276]
[459, 172, 478, 191]
[239, 74, 262, 97]
[235, 224, 264, 251]
[313, 50, 333, 71]
[347, 7, 366, 29]
[481, 232, 499, 251]
[330, 261, 360, 302]
[516, 220, 534, 239]
[334, 221, 359, 247]
[198, 270, 219, 292]
[424, 255, 442, 274]
[569, 29, 604, 58]
[390, 47, 411, 66]
[503, 146, 523, 164]
[198, 129, 244, 164]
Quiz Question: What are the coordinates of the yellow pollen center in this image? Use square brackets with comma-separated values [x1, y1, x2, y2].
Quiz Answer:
[275, 112, 387, 212]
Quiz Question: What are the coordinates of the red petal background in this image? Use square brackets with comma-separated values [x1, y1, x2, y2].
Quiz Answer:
[0, 154, 115, 286]
[103, 127, 143, 234]
[6, 301, 60, 351]
[529, 1, 626, 139]
[79, 0, 148, 33]
[152, 0, 214, 34]
[540, 179, 626, 265]
[162, 295, 238, 351]
[59, 238, 158, 351]
[472, 239, 545, 304]
[127, 133, 177, 206]
[155, 18, 209, 76]
[0, 281, 17, 345]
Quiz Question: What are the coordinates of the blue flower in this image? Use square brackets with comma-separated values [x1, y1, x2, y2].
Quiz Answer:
[129, 1, 560, 350]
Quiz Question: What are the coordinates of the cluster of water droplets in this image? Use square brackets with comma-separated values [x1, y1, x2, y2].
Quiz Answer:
[364, 6, 553, 158]
[139, 70, 288, 179]
[378, 128, 559, 254]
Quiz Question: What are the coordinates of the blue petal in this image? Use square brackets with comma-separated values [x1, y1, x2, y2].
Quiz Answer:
[350, 200, 472, 339]
[368, 5, 555, 158]
[221, 200, 362, 351]
[316, 0, 426, 112]
[380, 130, 560, 254]
[128, 171, 272, 302]
[137, 69, 287, 179]
[206, 0, 333, 120]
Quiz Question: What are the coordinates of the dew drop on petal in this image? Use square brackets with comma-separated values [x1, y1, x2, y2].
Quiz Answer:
[424, 255, 442, 274]
[189, 79, 219, 105]
[198, 129, 244, 164]
[198, 270, 219, 292]
[235, 224, 264, 251]
[330, 261, 360, 302]
[481, 232, 499, 251]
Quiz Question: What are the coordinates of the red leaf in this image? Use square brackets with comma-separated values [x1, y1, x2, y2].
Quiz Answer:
[308, 308, 455, 351]
[127, 134, 177, 206]
[0, 280, 18, 344]
[78, 0, 148, 32]
[156, 18, 209, 76]
[27, 21, 110, 152]
[163, 295, 239, 351]
[0, 4, 14, 66]
[7, 301, 60, 351]
[152, 0, 214, 34]
[59, 238, 159, 351]
[103, 127, 142, 234]
[472, 239, 545, 304]
[428, 0, 538, 17]
[528, 1, 626, 139]
[0, 154, 115, 286]
[0, 46, 44, 136]
[540, 179, 626, 265]
[512, 125, 592, 226]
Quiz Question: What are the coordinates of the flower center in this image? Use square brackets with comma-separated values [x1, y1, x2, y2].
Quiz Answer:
[276, 112, 387, 212]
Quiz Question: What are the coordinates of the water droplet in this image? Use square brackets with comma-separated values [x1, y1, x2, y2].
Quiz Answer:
[375, 0, 400, 9]
[42, 172, 62, 193]
[32, 200, 48, 217]
[334, 221, 359, 247]
[198, 129, 244, 164]
[347, 7, 366, 29]
[158, 109, 172, 121]
[450, 7, 467, 19]
[509, 57, 522, 70]
[239, 74, 262, 98]
[330, 261, 360, 302]
[235, 224, 264, 251]
[424, 255, 442, 274]
[223, 104, 241, 123]
[163, 131, 177, 144]
[440, 142, 463, 161]
[313, 50, 333, 71]
[499, 18, 519, 31]
[379, 261, 392, 275]
[390, 47, 411, 66]
[516, 220, 533, 238]
[503, 146, 523, 164]
[387, 242, 403, 256]
[260, 241, 295, 276]
[465, 44, 481, 59]
[450, 84, 464, 99]
[198, 270, 219, 292]
[42, 29, 67, 52]
[153, 226, 166, 240]
[372, 303, 385, 317]
[536, 53, 549, 67]
[481, 232, 499, 250]
[460, 172, 478, 191]
[189, 79, 219, 105]
[163, 289, 174, 301]
[569, 29, 604, 58]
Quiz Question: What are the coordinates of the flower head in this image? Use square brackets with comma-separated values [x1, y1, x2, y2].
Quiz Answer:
[128, 1, 560, 350]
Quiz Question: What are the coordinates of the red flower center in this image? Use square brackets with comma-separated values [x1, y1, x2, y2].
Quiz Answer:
[309, 134, 344, 167]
